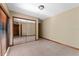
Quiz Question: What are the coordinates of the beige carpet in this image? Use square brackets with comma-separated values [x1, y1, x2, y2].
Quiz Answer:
[7, 39, 79, 56]
[13, 36, 35, 45]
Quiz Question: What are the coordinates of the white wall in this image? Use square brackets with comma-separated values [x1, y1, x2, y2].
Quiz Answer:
[41, 7, 79, 48]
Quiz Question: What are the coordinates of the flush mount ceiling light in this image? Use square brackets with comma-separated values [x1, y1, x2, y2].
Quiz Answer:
[38, 5, 44, 10]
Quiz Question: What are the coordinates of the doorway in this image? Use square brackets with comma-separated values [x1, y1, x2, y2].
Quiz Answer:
[12, 17, 36, 45]
[13, 24, 19, 36]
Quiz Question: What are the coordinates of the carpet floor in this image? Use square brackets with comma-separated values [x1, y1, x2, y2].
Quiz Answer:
[13, 36, 35, 45]
[7, 38, 79, 56]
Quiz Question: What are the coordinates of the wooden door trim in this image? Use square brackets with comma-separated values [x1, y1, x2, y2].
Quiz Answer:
[0, 4, 10, 55]
[21, 24, 22, 36]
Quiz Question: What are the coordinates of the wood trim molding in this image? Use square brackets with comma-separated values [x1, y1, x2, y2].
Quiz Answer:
[4, 47, 10, 56]
[0, 5, 9, 18]
[21, 24, 22, 36]
[41, 37, 79, 51]
[0, 4, 10, 56]
[12, 17, 14, 46]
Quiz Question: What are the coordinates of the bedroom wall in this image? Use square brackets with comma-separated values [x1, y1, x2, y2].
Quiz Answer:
[41, 7, 79, 48]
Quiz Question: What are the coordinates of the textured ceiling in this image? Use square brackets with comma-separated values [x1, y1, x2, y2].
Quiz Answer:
[7, 3, 79, 20]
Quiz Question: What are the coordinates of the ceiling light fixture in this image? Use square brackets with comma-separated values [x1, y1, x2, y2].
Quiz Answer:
[38, 5, 44, 10]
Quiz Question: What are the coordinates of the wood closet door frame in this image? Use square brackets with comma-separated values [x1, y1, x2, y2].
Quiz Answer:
[13, 24, 19, 36]
[12, 16, 36, 45]
[0, 5, 10, 55]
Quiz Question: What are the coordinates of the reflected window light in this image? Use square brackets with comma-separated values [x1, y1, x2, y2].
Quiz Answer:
[14, 18, 35, 23]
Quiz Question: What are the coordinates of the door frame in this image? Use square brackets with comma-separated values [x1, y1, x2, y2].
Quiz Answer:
[12, 16, 37, 45]
[0, 4, 10, 55]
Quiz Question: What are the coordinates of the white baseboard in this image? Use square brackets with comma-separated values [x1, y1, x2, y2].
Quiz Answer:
[4, 47, 10, 56]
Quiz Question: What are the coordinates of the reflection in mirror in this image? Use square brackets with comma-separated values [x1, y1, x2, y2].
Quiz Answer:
[13, 18, 36, 45]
